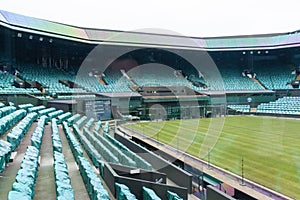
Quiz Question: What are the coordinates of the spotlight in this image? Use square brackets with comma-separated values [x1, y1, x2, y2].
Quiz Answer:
[29, 35, 33, 40]
[17, 33, 22, 38]
[49, 39, 53, 43]
[39, 37, 43, 42]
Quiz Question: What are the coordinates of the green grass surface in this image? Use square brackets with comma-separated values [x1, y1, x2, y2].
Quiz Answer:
[125, 116, 300, 199]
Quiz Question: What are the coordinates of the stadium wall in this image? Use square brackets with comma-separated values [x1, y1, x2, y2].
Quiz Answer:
[206, 185, 236, 200]
[102, 162, 188, 200]
[115, 129, 193, 193]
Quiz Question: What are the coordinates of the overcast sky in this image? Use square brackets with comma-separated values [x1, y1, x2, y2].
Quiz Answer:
[1, 0, 300, 37]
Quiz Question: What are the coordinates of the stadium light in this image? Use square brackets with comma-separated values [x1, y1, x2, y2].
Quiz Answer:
[17, 33, 22, 38]
[39, 37, 43, 42]
[29, 35, 33, 40]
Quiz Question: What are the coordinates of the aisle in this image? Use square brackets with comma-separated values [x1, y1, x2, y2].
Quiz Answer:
[33, 123, 56, 200]
[58, 124, 90, 200]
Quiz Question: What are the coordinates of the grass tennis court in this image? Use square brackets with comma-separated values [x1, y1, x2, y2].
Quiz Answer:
[125, 116, 300, 199]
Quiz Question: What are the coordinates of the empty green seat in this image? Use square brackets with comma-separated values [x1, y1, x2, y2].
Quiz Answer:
[115, 183, 137, 200]
[143, 186, 161, 200]
[167, 191, 183, 200]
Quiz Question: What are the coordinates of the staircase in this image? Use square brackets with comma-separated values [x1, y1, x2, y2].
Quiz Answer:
[252, 78, 266, 90]
[98, 77, 106, 85]
[120, 69, 140, 91]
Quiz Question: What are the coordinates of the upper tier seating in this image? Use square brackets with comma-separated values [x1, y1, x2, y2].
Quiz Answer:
[254, 64, 295, 90]
[216, 65, 262, 90]
[75, 70, 133, 93]
[0, 71, 42, 95]
[18, 65, 88, 97]
[128, 66, 193, 88]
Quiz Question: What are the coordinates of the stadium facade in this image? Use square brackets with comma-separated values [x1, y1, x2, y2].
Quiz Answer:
[0, 10, 299, 200]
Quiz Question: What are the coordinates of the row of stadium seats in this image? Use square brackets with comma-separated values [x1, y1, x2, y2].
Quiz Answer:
[77, 156, 110, 199]
[254, 64, 295, 90]
[57, 94, 96, 100]
[85, 118, 95, 130]
[31, 116, 47, 151]
[1, 105, 43, 173]
[103, 129, 152, 170]
[8, 116, 47, 199]
[53, 151, 75, 200]
[7, 112, 38, 151]
[17, 65, 88, 97]
[62, 122, 84, 162]
[61, 122, 110, 199]
[72, 117, 152, 170]
[0, 71, 42, 95]
[28, 105, 46, 113]
[0, 109, 27, 136]
[1, 104, 111, 199]
[128, 67, 194, 89]
[102, 70, 133, 92]
[94, 120, 102, 132]
[73, 125, 104, 167]
[115, 183, 183, 200]
[143, 186, 161, 200]
[115, 183, 137, 200]
[85, 127, 137, 168]
[51, 119, 75, 199]
[48, 110, 64, 121]
[0, 102, 5, 108]
[0, 140, 11, 173]
[37, 107, 56, 118]
[17, 104, 33, 111]
[216, 65, 262, 90]
[257, 96, 300, 114]
[227, 105, 250, 112]
[67, 114, 81, 126]
[68, 68, 133, 93]
[57, 112, 72, 124]
[8, 146, 40, 199]
[0, 106, 16, 118]
[75, 116, 88, 129]
[258, 97, 300, 114]
[2, 62, 297, 94]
